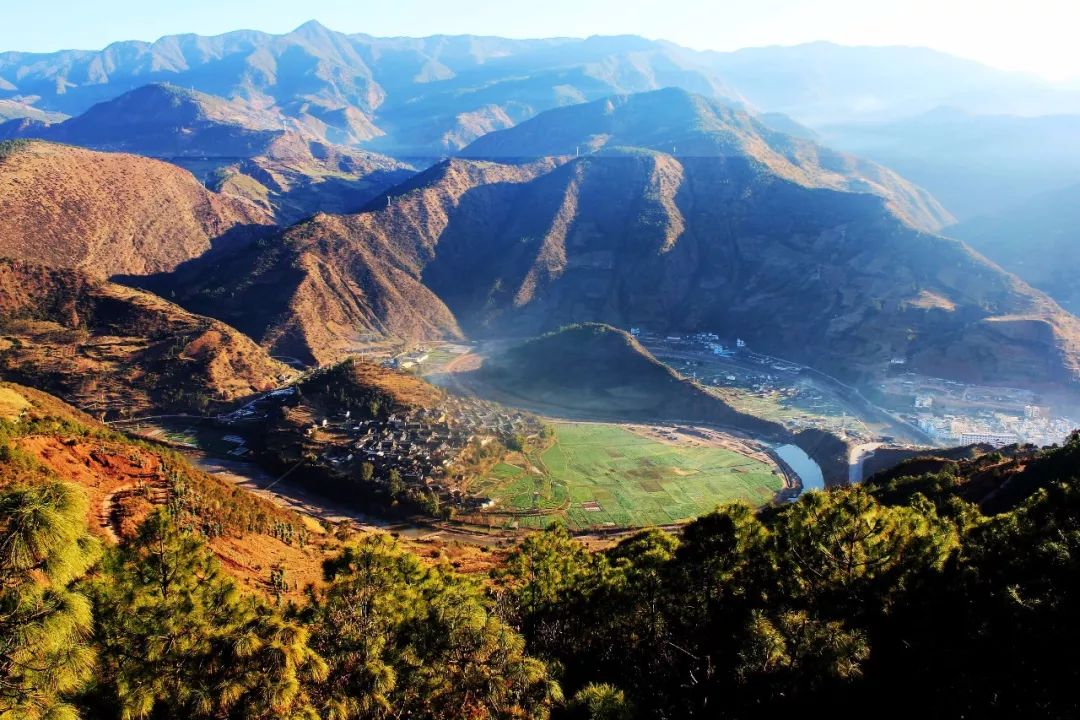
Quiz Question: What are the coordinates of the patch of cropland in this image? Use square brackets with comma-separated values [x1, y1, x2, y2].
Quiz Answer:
[0, 260, 292, 417]
[482, 324, 799, 437]
[0, 139, 272, 277]
[467, 421, 783, 530]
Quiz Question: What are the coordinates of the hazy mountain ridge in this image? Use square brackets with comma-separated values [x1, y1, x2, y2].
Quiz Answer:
[821, 108, 1080, 220]
[7, 24, 1075, 156]
[459, 88, 954, 232]
[951, 182, 1080, 314]
[0, 23, 743, 154]
[702, 41, 1080, 124]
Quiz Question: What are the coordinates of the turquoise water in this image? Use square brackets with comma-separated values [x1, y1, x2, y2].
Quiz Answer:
[774, 444, 825, 492]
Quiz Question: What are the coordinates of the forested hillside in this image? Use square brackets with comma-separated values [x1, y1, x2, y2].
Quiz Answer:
[3, 378, 1079, 718]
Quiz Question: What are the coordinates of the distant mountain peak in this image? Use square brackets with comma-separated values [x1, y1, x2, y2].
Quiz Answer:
[458, 87, 953, 232]
[290, 19, 334, 38]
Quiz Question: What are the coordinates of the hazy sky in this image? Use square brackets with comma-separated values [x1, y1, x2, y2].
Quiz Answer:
[2, 0, 1077, 81]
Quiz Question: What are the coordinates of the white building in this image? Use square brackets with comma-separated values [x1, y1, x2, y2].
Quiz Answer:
[959, 431, 1016, 447]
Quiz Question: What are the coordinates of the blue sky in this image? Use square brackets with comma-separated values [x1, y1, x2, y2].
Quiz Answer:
[3, 0, 1078, 81]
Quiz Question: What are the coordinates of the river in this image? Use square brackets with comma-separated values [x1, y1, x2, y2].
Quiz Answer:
[773, 444, 825, 493]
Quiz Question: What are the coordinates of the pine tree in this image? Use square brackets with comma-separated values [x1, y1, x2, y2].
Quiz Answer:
[90, 509, 326, 720]
[305, 534, 558, 720]
[0, 481, 100, 720]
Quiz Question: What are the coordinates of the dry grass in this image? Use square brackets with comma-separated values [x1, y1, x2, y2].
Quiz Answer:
[0, 260, 293, 417]
[0, 386, 29, 421]
[0, 140, 271, 277]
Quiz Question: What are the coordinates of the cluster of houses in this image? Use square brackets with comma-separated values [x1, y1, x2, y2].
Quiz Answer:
[312, 395, 542, 509]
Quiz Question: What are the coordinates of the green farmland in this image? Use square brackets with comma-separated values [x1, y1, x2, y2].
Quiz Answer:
[468, 422, 782, 531]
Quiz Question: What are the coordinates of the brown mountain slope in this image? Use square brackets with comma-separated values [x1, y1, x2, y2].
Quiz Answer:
[0, 140, 272, 277]
[147, 159, 560, 364]
[152, 150, 1080, 388]
[7, 84, 417, 224]
[208, 131, 415, 224]
[459, 88, 954, 233]
[0, 259, 292, 418]
[0, 381, 328, 598]
[422, 152, 1080, 387]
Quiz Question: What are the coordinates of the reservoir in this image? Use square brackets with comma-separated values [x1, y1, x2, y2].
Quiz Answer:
[774, 444, 825, 493]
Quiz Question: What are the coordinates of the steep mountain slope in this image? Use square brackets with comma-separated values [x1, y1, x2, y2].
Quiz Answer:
[481, 323, 786, 437]
[140, 159, 560, 364]
[951, 183, 1080, 314]
[0, 99, 66, 123]
[145, 89, 1080, 389]
[820, 108, 1080, 220]
[0, 140, 272, 277]
[419, 149, 1080, 387]
[6, 84, 415, 223]
[0, 259, 292, 417]
[0, 381, 327, 598]
[460, 88, 953, 232]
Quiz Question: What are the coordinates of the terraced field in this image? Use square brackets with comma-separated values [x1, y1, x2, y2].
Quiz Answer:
[468, 422, 783, 530]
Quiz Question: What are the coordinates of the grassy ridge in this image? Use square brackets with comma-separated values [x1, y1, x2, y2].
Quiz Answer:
[485, 324, 788, 438]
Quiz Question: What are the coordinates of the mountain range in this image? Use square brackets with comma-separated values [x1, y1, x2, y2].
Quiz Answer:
[136, 88, 1080, 389]
[4, 22, 1079, 156]
[0, 84, 415, 223]
[1, 26, 1078, 402]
